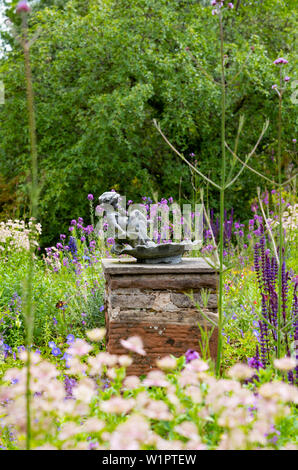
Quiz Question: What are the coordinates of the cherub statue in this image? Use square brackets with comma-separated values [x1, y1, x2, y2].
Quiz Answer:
[97, 191, 192, 264]
[97, 191, 155, 253]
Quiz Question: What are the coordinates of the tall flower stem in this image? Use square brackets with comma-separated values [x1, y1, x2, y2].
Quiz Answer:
[19, 6, 38, 450]
[216, 11, 226, 377]
[277, 68, 283, 358]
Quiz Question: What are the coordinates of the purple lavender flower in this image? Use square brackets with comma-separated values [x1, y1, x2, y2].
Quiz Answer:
[64, 375, 77, 399]
[68, 236, 78, 257]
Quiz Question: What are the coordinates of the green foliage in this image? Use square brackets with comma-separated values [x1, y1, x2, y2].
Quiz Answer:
[0, 0, 297, 246]
[0, 246, 105, 349]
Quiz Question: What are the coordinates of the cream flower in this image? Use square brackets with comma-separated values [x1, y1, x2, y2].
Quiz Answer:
[86, 328, 106, 342]
[274, 356, 296, 371]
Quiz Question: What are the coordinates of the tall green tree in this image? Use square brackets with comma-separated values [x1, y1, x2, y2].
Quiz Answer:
[0, 0, 297, 245]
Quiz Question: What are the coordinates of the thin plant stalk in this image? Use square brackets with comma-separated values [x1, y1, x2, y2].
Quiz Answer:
[19, 6, 39, 450]
[277, 67, 283, 358]
[154, 4, 268, 375]
[216, 11, 226, 376]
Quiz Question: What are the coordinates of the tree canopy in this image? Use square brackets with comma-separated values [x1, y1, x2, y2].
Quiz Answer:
[0, 0, 297, 246]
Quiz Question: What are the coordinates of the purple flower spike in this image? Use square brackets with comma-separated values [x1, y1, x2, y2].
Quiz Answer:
[16, 1, 31, 14]
[87, 194, 94, 201]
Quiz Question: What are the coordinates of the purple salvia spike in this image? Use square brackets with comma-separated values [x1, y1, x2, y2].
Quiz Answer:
[258, 320, 268, 367]
[281, 261, 288, 325]
[254, 242, 263, 292]
[259, 235, 267, 291]
[293, 290, 298, 385]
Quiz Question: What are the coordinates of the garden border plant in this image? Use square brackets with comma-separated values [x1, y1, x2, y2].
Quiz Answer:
[154, 0, 297, 375]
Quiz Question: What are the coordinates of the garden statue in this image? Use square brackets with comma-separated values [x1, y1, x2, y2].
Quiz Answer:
[97, 191, 200, 264]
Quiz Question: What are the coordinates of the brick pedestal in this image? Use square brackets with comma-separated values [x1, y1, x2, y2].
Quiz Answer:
[102, 258, 218, 375]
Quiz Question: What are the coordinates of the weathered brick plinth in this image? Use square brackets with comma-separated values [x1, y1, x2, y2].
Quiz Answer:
[102, 258, 218, 375]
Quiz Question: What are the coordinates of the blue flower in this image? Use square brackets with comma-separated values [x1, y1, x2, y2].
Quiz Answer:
[99, 305, 104, 312]
[62, 352, 72, 361]
[62, 352, 72, 367]
[51, 347, 62, 357]
[48, 341, 56, 349]
[66, 334, 75, 344]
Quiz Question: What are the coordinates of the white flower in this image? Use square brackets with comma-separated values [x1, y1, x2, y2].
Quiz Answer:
[156, 355, 177, 370]
[274, 356, 296, 371]
[67, 338, 93, 356]
[227, 364, 255, 380]
[100, 397, 135, 415]
[86, 328, 106, 342]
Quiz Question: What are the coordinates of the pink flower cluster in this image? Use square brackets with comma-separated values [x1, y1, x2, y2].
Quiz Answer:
[0, 333, 297, 450]
[16, 1, 31, 14]
[211, 1, 234, 14]
[273, 58, 288, 65]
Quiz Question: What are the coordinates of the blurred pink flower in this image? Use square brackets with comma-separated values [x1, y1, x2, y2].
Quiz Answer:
[16, 0, 31, 14]
[120, 336, 146, 356]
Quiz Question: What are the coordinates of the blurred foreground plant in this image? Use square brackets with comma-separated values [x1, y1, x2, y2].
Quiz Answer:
[0, 333, 297, 450]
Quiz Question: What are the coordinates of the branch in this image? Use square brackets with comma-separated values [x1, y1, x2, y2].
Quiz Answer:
[153, 119, 222, 190]
[224, 119, 270, 189]
[225, 114, 245, 183]
[280, 173, 297, 187]
[228, 49, 252, 86]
